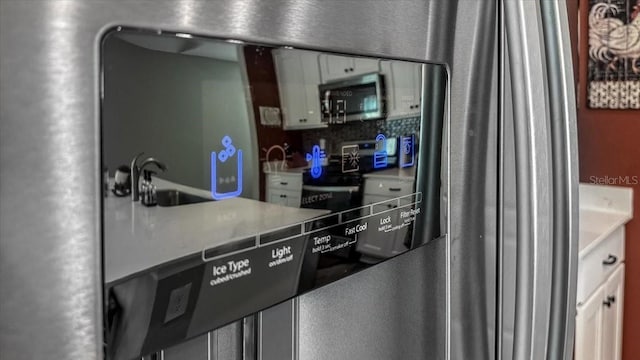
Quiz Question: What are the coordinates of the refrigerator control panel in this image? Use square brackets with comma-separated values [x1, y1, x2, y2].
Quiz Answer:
[101, 28, 447, 360]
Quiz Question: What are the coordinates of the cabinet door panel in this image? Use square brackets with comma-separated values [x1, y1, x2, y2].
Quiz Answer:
[353, 57, 380, 75]
[380, 61, 421, 119]
[575, 285, 605, 360]
[268, 192, 288, 206]
[274, 52, 307, 126]
[300, 51, 322, 125]
[274, 50, 325, 129]
[602, 264, 625, 360]
[285, 195, 301, 208]
[268, 189, 300, 208]
[319, 54, 354, 82]
[319, 54, 379, 82]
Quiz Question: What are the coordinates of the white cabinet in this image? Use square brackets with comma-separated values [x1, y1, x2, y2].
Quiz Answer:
[265, 172, 302, 208]
[574, 184, 632, 360]
[273, 50, 326, 130]
[602, 264, 625, 360]
[268, 189, 300, 208]
[575, 284, 605, 360]
[318, 54, 380, 83]
[380, 60, 422, 119]
[575, 265, 625, 360]
[574, 183, 633, 360]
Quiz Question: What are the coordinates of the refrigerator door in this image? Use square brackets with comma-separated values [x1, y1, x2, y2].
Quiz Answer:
[500, 1, 579, 360]
[0, 1, 577, 360]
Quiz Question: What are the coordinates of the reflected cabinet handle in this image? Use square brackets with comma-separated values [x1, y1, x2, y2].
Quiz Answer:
[388, 187, 402, 192]
[280, 182, 288, 185]
[603, 296, 616, 308]
[602, 254, 618, 266]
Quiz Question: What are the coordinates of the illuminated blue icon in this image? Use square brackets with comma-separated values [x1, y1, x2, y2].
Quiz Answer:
[400, 134, 415, 168]
[211, 135, 243, 200]
[305, 145, 325, 179]
[373, 134, 388, 169]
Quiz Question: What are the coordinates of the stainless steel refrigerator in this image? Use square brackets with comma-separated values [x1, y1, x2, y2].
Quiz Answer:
[0, 1, 578, 360]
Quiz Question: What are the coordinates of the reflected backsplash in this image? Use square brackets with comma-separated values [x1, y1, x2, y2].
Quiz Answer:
[101, 28, 447, 360]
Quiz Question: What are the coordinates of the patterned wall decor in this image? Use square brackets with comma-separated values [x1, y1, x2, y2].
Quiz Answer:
[588, 0, 640, 109]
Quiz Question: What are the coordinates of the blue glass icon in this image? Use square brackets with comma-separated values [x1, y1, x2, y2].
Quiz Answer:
[373, 134, 388, 169]
[211, 135, 243, 200]
[306, 145, 325, 179]
[400, 134, 415, 168]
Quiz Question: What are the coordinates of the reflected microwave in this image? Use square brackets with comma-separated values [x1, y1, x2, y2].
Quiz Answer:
[319, 72, 385, 123]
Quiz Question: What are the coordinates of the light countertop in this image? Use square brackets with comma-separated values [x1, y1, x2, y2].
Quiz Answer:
[104, 178, 327, 284]
[578, 183, 633, 256]
[262, 160, 307, 175]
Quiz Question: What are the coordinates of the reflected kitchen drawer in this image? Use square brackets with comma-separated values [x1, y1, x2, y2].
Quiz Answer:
[266, 173, 303, 191]
[267, 188, 301, 208]
[363, 178, 414, 197]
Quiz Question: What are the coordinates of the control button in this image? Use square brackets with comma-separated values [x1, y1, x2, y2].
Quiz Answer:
[164, 283, 192, 323]
[341, 144, 360, 173]
[400, 134, 415, 168]
[306, 145, 325, 179]
[211, 135, 243, 200]
[373, 134, 388, 169]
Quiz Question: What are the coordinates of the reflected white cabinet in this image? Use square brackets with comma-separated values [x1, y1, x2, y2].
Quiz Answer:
[380, 60, 422, 119]
[273, 49, 326, 130]
[318, 53, 380, 83]
[356, 174, 414, 261]
[265, 172, 302, 208]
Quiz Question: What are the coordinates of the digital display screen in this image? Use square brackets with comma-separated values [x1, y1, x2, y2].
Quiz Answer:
[101, 28, 447, 360]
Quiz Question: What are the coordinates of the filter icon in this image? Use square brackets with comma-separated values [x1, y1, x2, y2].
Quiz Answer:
[400, 134, 415, 168]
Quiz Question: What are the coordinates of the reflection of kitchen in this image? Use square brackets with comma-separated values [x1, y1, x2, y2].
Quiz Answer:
[102, 35, 422, 273]
[253, 46, 422, 264]
[101, 33, 429, 359]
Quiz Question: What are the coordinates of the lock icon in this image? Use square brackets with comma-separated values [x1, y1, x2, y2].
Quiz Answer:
[373, 134, 388, 169]
[211, 135, 243, 200]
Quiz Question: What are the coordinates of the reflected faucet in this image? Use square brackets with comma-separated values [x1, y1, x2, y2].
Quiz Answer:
[130, 153, 168, 201]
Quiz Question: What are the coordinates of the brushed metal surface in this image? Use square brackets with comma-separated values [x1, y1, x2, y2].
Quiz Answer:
[297, 238, 447, 360]
[504, 1, 554, 359]
[0, 1, 451, 359]
[539, 1, 579, 359]
[447, 1, 499, 360]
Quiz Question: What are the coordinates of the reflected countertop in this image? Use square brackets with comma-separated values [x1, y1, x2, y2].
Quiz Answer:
[263, 164, 308, 175]
[104, 178, 327, 284]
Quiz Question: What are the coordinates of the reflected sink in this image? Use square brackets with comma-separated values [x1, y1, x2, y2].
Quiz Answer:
[156, 189, 213, 207]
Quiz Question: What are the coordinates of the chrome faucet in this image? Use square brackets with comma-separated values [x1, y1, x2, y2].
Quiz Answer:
[130, 153, 167, 201]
